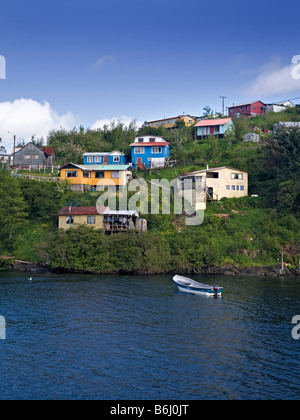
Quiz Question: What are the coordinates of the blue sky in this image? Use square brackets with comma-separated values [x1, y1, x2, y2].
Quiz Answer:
[1, 0, 300, 150]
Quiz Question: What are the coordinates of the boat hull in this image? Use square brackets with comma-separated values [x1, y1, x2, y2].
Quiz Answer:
[172, 275, 223, 297]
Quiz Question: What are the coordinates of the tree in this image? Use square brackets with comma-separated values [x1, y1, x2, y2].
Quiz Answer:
[203, 105, 214, 118]
[232, 117, 248, 142]
[0, 173, 28, 240]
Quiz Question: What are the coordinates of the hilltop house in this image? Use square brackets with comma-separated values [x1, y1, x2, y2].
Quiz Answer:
[144, 114, 196, 130]
[83, 151, 128, 165]
[12, 143, 55, 169]
[228, 101, 266, 118]
[130, 135, 170, 169]
[195, 118, 234, 139]
[266, 100, 294, 113]
[58, 206, 147, 233]
[60, 163, 132, 192]
[177, 166, 248, 211]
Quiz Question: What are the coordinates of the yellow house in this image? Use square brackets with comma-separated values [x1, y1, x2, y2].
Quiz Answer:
[60, 163, 132, 192]
[58, 206, 108, 230]
[144, 114, 196, 130]
[58, 206, 147, 233]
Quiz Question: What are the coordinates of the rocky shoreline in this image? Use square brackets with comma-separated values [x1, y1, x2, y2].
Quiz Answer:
[1, 257, 299, 277]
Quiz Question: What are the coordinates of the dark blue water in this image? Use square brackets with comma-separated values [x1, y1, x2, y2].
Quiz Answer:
[0, 272, 300, 400]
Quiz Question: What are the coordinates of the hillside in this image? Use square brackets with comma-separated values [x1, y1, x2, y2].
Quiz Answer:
[0, 109, 299, 274]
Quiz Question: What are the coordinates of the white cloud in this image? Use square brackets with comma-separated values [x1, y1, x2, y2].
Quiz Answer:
[91, 115, 143, 130]
[90, 56, 115, 71]
[0, 98, 75, 152]
[242, 58, 300, 97]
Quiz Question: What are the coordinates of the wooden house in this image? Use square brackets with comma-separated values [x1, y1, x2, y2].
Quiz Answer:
[83, 151, 128, 165]
[177, 166, 248, 211]
[195, 118, 234, 139]
[13, 143, 55, 169]
[144, 114, 197, 130]
[130, 135, 170, 169]
[60, 163, 132, 192]
[58, 206, 108, 230]
[228, 101, 266, 117]
[58, 206, 147, 233]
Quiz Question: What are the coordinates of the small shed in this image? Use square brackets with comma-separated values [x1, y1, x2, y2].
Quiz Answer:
[243, 133, 260, 142]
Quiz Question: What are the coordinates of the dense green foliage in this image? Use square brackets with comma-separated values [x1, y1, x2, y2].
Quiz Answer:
[0, 109, 299, 273]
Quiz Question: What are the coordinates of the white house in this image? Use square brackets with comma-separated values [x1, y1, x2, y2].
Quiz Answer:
[266, 101, 294, 113]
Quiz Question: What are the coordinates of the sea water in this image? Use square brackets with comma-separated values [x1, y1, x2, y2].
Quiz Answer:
[0, 272, 299, 400]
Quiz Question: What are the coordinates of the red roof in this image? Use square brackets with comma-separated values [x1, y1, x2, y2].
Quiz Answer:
[129, 142, 170, 147]
[195, 118, 232, 127]
[41, 147, 55, 156]
[58, 206, 108, 216]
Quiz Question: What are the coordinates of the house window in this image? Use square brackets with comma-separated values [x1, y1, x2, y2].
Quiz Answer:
[95, 171, 104, 179]
[207, 172, 219, 178]
[87, 157, 93, 163]
[94, 157, 101, 162]
[226, 185, 230, 190]
[152, 147, 162, 154]
[24, 154, 31, 159]
[240, 186, 244, 191]
[66, 216, 74, 224]
[87, 216, 95, 224]
[112, 171, 120, 179]
[83, 171, 91, 178]
[66, 171, 78, 178]
[231, 173, 243, 180]
[232, 185, 236, 190]
[167, 120, 171, 124]
[253, 106, 256, 110]
[154, 122, 159, 126]
[215, 126, 220, 133]
[236, 186, 239, 190]
[161, 121, 165, 125]
[33, 154, 39, 159]
[135, 147, 145, 154]
[113, 156, 120, 162]
[138, 138, 144, 142]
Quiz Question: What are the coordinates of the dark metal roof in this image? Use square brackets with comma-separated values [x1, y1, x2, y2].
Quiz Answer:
[58, 206, 108, 216]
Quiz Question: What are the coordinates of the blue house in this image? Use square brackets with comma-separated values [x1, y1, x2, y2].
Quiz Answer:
[130, 136, 170, 169]
[195, 118, 234, 139]
[83, 150, 128, 165]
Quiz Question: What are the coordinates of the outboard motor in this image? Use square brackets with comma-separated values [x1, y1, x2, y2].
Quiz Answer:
[213, 286, 219, 297]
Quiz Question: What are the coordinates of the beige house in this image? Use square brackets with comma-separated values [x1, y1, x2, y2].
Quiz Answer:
[177, 166, 248, 210]
[58, 206, 108, 230]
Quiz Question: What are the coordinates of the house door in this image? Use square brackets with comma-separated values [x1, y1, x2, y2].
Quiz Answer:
[104, 157, 109, 164]
[207, 187, 213, 200]
[137, 158, 144, 169]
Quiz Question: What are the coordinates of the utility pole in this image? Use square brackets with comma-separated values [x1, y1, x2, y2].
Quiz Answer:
[220, 96, 226, 116]
[8, 131, 16, 168]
